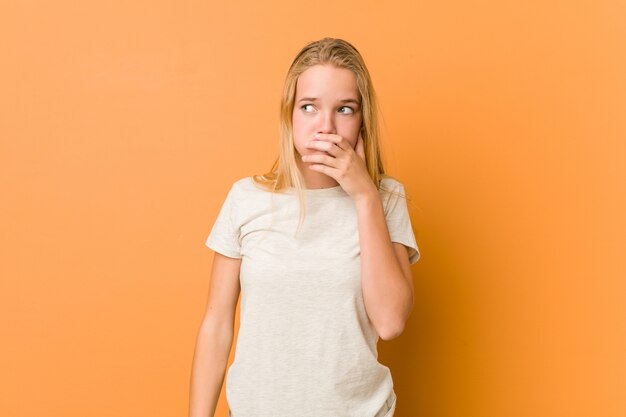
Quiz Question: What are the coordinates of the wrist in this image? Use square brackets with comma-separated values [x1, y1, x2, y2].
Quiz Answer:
[353, 185, 380, 207]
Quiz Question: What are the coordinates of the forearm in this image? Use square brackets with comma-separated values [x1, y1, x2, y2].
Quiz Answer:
[355, 190, 413, 340]
[188, 318, 234, 417]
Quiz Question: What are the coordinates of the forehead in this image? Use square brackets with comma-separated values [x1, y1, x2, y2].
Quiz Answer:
[295, 64, 359, 100]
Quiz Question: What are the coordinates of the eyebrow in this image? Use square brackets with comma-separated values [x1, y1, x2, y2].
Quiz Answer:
[298, 97, 361, 105]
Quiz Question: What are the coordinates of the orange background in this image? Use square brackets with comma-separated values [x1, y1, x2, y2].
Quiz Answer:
[2, 1, 625, 416]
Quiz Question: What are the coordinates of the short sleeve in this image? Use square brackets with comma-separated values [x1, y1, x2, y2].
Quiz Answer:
[205, 184, 242, 259]
[383, 180, 421, 265]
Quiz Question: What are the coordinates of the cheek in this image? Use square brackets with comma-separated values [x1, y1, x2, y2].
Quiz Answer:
[291, 115, 308, 151]
[292, 112, 309, 129]
[343, 120, 362, 143]
[292, 115, 313, 143]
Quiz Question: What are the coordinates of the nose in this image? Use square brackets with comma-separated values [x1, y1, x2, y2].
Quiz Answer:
[317, 110, 336, 135]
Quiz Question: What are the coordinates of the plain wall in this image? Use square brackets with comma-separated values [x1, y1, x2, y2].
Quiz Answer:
[1, 1, 624, 416]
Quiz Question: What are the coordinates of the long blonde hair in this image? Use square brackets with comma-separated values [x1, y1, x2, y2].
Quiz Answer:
[252, 37, 404, 234]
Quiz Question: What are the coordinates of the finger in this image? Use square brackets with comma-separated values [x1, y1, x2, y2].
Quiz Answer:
[314, 133, 348, 151]
[307, 139, 340, 157]
[301, 153, 339, 168]
[307, 162, 341, 180]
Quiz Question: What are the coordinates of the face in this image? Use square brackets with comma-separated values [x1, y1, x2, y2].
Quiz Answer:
[292, 64, 363, 160]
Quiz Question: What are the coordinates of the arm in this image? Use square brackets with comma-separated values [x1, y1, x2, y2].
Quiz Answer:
[355, 190, 414, 341]
[188, 252, 242, 417]
[301, 132, 415, 340]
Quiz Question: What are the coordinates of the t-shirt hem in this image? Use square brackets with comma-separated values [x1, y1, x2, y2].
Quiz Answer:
[205, 240, 242, 259]
[391, 239, 421, 265]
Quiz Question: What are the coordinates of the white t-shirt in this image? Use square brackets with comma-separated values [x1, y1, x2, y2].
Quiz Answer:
[205, 175, 420, 417]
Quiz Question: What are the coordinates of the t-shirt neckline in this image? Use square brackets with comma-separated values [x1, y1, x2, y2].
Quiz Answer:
[286, 184, 346, 197]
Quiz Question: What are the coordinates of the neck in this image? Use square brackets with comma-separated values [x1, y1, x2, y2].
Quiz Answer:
[296, 160, 340, 189]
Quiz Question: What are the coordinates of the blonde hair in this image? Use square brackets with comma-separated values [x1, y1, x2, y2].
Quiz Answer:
[252, 37, 406, 235]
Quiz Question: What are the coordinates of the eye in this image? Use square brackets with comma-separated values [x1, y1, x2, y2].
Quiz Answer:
[339, 106, 355, 114]
[301, 104, 314, 112]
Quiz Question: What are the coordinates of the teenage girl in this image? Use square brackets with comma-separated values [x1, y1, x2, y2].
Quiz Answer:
[189, 37, 421, 417]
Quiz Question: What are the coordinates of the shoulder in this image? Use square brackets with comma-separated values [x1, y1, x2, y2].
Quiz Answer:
[379, 175, 407, 197]
[378, 175, 410, 213]
[231, 175, 281, 194]
[227, 175, 270, 204]
[379, 175, 404, 189]
[232, 175, 253, 186]
[228, 176, 255, 194]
